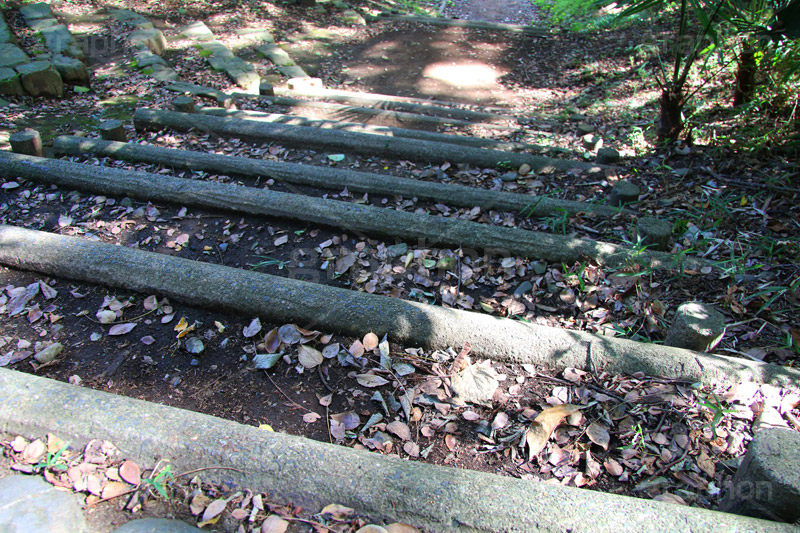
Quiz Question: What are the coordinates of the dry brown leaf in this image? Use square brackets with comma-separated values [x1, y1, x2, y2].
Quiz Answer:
[387, 421, 411, 441]
[261, 514, 289, 533]
[586, 422, 610, 450]
[201, 498, 227, 523]
[525, 404, 581, 460]
[604, 458, 624, 476]
[297, 345, 323, 368]
[119, 460, 141, 486]
[320, 503, 355, 520]
[362, 332, 379, 351]
[101, 481, 130, 500]
[444, 434, 458, 451]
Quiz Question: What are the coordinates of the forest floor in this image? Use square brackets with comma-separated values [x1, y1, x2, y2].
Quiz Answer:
[0, 0, 798, 531]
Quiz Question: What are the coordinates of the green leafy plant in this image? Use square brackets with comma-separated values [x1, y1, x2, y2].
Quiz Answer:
[142, 464, 174, 500]
[33, 442, 70, 472]
[249, 255, 289, 270]
[696, 392, 736, 438]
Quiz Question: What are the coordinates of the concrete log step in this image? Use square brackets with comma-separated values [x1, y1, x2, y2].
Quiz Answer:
[371, 13, 550, 35]
[272, 86, 518, 124]
[195, 107, 547, 153]
[0, 224, 791, 387]
[1, 151, 676, 270]
[0, 368, 793, 532]
[53, 135, 609, 218]
[132, 108, 585, 172]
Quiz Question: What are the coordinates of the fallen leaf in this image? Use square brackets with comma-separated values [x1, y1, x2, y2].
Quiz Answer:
[320, 503, 354, 520]
[190, 493, 212, 515]
[363, 332, 379, 351]
[330, 411, 360, 430]
[297, 345, 323, 368]
[586, 422, 610, 450]
[108, 323, 136, 336]
[96, 310, 116, 324]
[119, 460, 141, 486]
[356, 374, 389, 388]
[303, 412, 321, 423]
[202, 498, 228, 523]
[243, 317, 262, 338]
[274, 235, 288, 246]
[449, 360, 499, 403]
[38, 281, 57, 299]
[403, 442, 420, 457]
[253, 353, 281, 370]
[604, 458, 624, 476]
[387, 421, 411, 441]
[322, 343, 340, 359]
[278, 324, 301, 344]
[462, 410, 480, 421]
[143, 295, 159, 310]
[525, 404, 581, 460]
[444, 434, 458, 451]
[101, 481, 130, 500]
[653, 493, 687, 505]
[261, 514, 289, 533]
[7, 283, 39, 316]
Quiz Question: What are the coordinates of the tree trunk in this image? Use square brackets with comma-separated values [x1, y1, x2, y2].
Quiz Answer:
[733, 46, 757, 107]
[658, 86, 684, 142]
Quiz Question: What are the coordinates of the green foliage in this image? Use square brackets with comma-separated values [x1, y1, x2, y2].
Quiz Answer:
[533, 0, 617, 29]
[142, 464, 174, 500]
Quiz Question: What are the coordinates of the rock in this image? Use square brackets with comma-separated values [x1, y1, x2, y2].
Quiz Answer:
[216, 94, 235, 109]
[0, 97, 10, 107]
[255, 43, 295, 67]
[16, 61, 63, 98]
[0, 67, 23, 96]
[0, 43, 30, 69]
[287, 77, 323, 90]
[0, 475, 88, 532]
[0, 13, 16, 45]
[10, 129, 43, 157]
[52, 54, 89, 83]
[19, 2, 54, 21]
[720, 428, 800, 523]
[581, 133, 603, 151]
[577, 123, 594, 134]
[664, 302, 726, 352]
[34, 342, 63, 363]
[635, 217, 672, 251]
[341, 9, 367, 25]
[386, 242, 408, 257]
[173, 96, 195, 113]
[198, 40, 234, 58]
[145, 64, 179, 82]
[568, 113, 586, 122]
[129, 29, 167, 55]
[518, 163, 531, 176]
[28, 18, 59, 32]
[178, 21, 214, 41]
[596, 147, 620, 164]
[607, 180, 639, 207]
[513, 281, 533, 298]
[109, 9, 153, 30]
[112, 518, 202, 532]
[531, 261, 547, 275]
[228, 66, 260, 93]
[259, 81, 274, 96]
[39, 25, 85, 60]
[234, 28, 274, 44]
[133, 50, 167, 68]
[99, 119, 127, 142]
[500, 171, 517, 182]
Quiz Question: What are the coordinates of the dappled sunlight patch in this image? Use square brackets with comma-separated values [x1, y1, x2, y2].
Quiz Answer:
[421, 61, 505, 90]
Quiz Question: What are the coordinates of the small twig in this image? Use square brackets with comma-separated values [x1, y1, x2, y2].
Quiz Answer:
[644, 446, 690, 484]
[318, 365, 334, 392]
[264, 371, 312, 413]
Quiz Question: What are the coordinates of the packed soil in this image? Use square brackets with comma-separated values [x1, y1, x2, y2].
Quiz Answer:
[1, 0, 799, 531]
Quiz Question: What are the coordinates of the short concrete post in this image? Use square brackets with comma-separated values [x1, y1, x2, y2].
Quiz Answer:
[259, 81, 274, 96]
[608, 180, 639, 207]
[172, 96, 195, 113]
[635, 217, 672, 251]
[9, 129, 43, 157]
[216, 94, 235, 110]
[98, 120, 127, 142]
[664, 302, 725, 352]
[720, 428, 800, 523]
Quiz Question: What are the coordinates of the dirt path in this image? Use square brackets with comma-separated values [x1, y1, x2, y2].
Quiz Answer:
[443, 0, 541, 25]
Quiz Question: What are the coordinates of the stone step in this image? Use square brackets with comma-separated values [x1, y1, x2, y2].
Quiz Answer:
[110, 8, 178, 82]
[255, 43, 309, 78]
[0, 223, 786, 385]
[1, 369, 792, 532]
